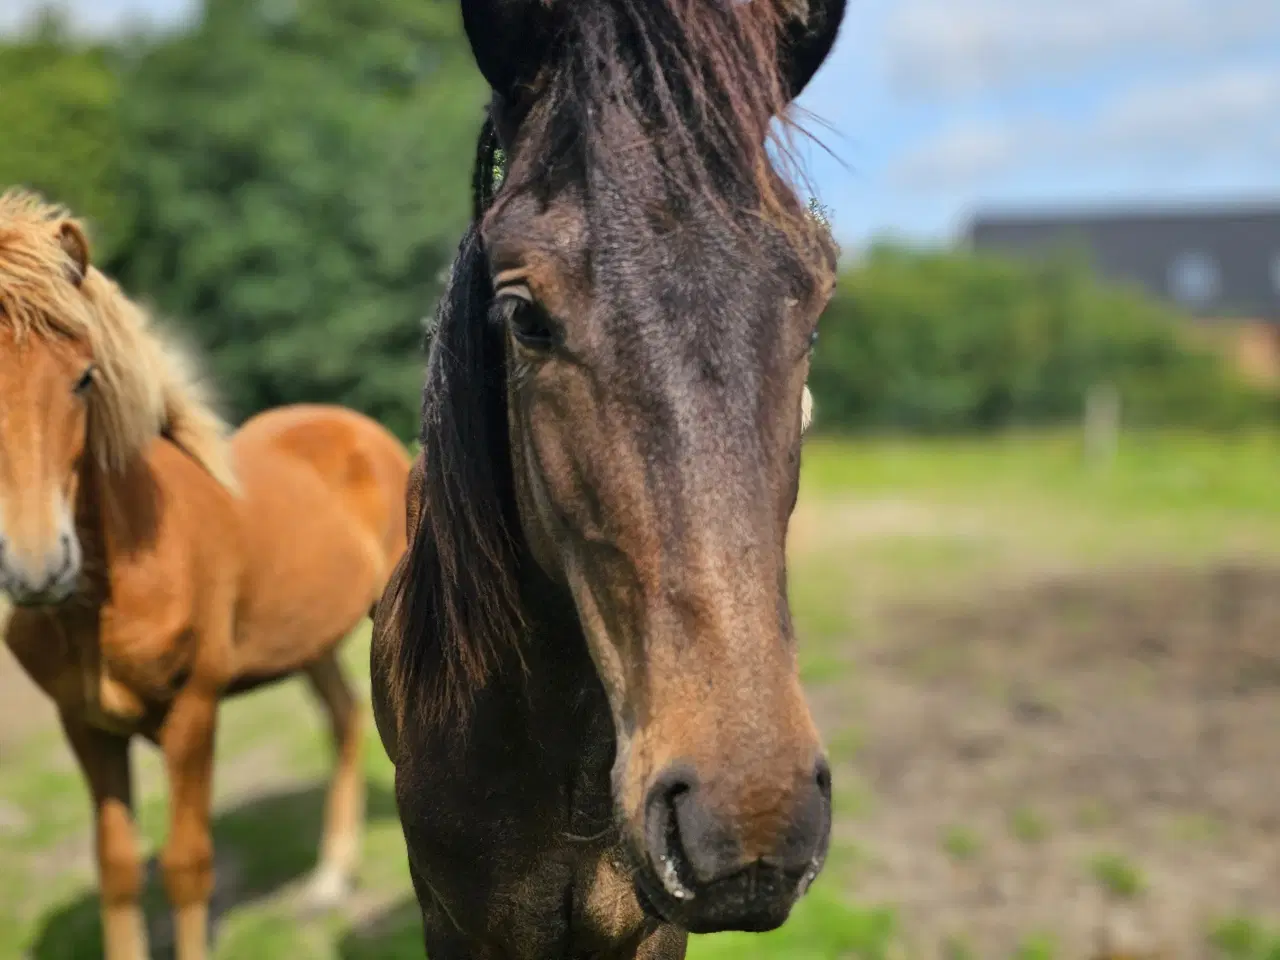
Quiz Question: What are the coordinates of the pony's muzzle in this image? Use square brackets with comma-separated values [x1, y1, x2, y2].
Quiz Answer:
[638, 756, 832, 933]
[0, 530, 81, 606]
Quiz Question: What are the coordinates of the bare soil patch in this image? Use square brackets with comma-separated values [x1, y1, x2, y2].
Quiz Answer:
[839, 563, 1280, 957]
[0, 606, 61, 751]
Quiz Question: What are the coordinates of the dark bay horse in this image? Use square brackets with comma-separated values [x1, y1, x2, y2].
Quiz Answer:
[371, 1, 845, 956]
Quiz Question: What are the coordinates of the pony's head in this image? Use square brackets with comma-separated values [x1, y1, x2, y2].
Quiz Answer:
[0, 190, 235, 606]
[398, 0, 845, 933]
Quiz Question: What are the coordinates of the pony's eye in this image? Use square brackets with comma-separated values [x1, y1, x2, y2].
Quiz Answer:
[499, 290, 558, 352]
[809, 329, 820, 349]
[73, 365, 95, 395]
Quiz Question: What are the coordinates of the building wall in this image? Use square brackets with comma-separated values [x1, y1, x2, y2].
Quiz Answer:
[967, 205, 1280, 324]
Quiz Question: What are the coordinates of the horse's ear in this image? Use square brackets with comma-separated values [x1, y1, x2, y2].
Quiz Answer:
[780, 0, 847, 102]
[57, 221, 90, 288]
[460, 0, 552, 99]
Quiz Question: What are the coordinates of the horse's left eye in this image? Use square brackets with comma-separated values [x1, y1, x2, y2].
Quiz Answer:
[809, 329, 819, 349]
[73, 366, 95, 395]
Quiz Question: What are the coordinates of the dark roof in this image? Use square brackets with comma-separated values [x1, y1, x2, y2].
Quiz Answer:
[963, 201, 1280, 321]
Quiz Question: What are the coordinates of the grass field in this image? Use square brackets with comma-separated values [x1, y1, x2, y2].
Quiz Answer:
[4, 430, 1280, 958]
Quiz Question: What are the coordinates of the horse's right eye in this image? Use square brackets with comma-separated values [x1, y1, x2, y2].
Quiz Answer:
[73, 365, 96, 395]
[500, 294, 559, 353]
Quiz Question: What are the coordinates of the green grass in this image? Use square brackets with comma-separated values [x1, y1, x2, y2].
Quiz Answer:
[941, 824, 982, 863]
[689, 894, 897, 960]
[1009, 806, 1049, 844]
[800, 430, 1280, 562]
[1088, 851, 1147, 900]
[1013, 932, 1058, 960]
[5, 430, 1280, 957]
[1209, 915, 1280, 960]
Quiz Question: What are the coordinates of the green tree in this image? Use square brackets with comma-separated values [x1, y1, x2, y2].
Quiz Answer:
[110, 0, 487, 439]
[810, 244, 1268, 432]
[0, 13, 124, 256]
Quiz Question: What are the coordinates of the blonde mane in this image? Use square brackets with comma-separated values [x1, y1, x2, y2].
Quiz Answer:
[0, 189, 238, 493]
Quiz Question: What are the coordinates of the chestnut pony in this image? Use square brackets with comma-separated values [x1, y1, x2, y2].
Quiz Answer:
[0, 191, 410, 960]
[372, 1, 845, 957]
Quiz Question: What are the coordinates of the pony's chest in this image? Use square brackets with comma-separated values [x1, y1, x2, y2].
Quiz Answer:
[75, 604, 192, 735]
[80, 655, 151, 736]
[75, 616, 167, 735]
[5, 610, 155, 736]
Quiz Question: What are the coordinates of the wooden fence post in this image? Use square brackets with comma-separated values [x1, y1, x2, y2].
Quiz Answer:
[1083, 382, 1120, 467]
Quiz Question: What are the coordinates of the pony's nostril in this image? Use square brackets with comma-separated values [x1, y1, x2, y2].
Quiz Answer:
[814, 757, 832, 800]
[57, 533, 75, 574]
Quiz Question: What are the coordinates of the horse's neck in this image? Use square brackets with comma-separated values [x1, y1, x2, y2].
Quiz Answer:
[73, 447, 164, 602]
[518, 601, 621, 838]
[517, 580, 615, 736]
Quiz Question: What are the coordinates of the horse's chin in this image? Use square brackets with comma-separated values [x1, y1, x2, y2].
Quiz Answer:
[622, 827, 816, 936]
[629, 857, 805, 935]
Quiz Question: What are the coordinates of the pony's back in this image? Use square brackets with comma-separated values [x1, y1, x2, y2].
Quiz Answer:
[234, 403, 410, 574]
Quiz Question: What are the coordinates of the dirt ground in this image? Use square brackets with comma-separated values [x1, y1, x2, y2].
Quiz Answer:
[834, 563, 1280, 958]
[0, 603, 59, 751]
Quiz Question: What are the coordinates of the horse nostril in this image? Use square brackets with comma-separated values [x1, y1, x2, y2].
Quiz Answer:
[643, 766, 701, 894]
[644, 768, 693, 860]
[814, 757, 832, 801]
[645, 765, 750, 889]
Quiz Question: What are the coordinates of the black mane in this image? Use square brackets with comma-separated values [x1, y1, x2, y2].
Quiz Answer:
[489, 0, 820, 267]
[388, 119, 524, 729]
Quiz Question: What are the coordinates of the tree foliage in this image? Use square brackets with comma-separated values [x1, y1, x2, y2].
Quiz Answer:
[0, 15, 124, 258]
[107, 0, 487, 438]
[810, 245, 1268, 432]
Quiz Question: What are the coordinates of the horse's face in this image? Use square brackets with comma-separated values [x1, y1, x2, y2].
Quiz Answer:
[468, 0, 846, 931]
[0, 326, 91, 606]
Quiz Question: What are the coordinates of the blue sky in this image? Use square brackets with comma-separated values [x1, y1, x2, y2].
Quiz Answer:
[6, 0, 1279, 249]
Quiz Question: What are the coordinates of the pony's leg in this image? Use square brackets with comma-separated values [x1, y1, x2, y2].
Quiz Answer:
[60, 713, 149, 960]
[301, 647, 365, 909]
[158, 687, 218, 960]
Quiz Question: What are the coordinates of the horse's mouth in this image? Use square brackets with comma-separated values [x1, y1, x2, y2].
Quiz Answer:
[631, 856, 817, 935]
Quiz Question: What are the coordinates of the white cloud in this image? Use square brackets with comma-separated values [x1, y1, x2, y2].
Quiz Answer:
[886, 0, 1280, 99]
[895, 62, 1280, 189]
[894, 123, 1023, 187]
[0, 0, 193, 38]
[1093, 66, 1280, 158]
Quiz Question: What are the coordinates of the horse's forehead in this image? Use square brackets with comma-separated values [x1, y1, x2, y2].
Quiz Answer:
[492, 189, 794, 308]
[0, 332, 84, 414]
[0, 324, 82, 361]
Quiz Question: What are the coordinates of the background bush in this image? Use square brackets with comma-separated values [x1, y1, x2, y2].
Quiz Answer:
[810, 245, 1270, 433]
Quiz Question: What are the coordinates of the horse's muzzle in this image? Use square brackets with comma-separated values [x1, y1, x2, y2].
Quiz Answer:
[634, 758, 832, 933]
